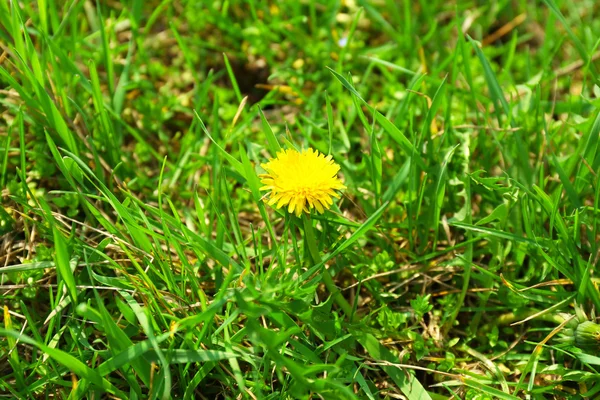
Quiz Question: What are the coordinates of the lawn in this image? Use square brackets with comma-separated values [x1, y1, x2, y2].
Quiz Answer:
[1, 0, 600, 398]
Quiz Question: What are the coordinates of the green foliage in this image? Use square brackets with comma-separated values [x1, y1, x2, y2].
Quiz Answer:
[411, 294, 434, 320]
[1, 0, 600, 399]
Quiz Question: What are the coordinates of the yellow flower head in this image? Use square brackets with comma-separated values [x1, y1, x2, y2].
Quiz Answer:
[259, 148, 346, 217]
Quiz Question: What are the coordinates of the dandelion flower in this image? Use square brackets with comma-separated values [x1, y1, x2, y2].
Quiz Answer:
[259, 148, 346, 217]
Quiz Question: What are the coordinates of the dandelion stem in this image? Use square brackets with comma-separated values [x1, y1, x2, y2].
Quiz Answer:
[302, 214, 355, 320]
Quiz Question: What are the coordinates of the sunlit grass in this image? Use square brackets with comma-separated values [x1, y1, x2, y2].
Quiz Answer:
[1, 0, 600, 399]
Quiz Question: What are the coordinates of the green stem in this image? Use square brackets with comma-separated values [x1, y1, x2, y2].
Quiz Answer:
[302, 214, 355, 320]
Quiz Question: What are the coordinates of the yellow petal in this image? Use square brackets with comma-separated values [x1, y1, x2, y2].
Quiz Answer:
[258, 147, 345, 216]
[314, 201, 324, 213]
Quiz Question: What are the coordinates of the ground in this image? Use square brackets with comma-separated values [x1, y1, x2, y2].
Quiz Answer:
[1, 0, 600, 399]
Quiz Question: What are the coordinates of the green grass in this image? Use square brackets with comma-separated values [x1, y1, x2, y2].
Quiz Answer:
[2, 0, 600, 398]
